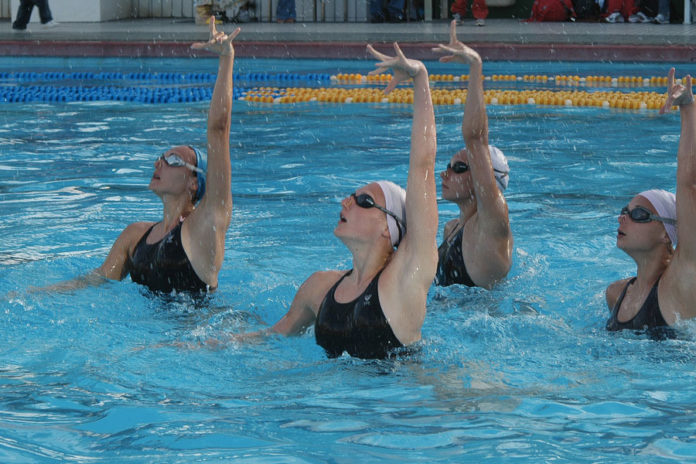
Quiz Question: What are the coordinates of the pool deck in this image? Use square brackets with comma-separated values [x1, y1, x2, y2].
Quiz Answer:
[1, 18, 695, 61]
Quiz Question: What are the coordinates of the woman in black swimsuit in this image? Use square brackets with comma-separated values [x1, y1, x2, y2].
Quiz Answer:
[262, 43, 438, 359]
[605, 68, 696, 333]
[40, 20, 238, 294]
[433, 21, 513, 289]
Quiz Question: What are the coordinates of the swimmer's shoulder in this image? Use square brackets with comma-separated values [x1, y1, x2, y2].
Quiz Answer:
[302, 270, 345, 293]
[118, 222, 157, 252]
[298, 270, 346, 309]
[606, 277, 633, 310]
[98, 222, 157, 280]
[123, 221, 156, 239]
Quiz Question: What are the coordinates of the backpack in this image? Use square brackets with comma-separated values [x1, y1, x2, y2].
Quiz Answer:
[527, 0, 576, 21]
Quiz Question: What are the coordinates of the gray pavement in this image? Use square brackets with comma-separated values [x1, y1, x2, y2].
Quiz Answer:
[0, 17, 694, 45]
[1, 18, 695, 61]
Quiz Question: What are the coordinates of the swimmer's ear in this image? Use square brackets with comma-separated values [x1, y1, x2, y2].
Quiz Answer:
[380, 222, 391, 244]
[660, 229, 672, 247]
[188, 176, 199, 202]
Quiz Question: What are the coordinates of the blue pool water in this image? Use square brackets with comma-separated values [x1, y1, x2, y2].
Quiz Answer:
[3, 57, 696, 463]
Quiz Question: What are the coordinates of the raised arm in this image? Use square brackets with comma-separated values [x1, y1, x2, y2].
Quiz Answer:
[183, 20, 240, 287]
[435, 21, 507, 229]
[434, 21, 512, 287]
[669, 70, 696, 261]
[366, 43, 438, 340]
[661, 68, 696, 319]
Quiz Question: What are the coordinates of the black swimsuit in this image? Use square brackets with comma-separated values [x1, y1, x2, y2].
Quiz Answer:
[436, 227, 476, 287]
[606, 277, 675, 339]
[314, 270, 403, 359]
[127, 222, 209, 294]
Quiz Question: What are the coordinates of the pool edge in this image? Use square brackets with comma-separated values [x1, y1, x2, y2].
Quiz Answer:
[1, 41, 696, 62]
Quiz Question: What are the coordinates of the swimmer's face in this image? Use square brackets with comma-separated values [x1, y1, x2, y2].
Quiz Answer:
[150, 146, 198, 200]
[440, 149, 474, 203]
[335, 183, 390, 245]
[616, 195, 671, 252]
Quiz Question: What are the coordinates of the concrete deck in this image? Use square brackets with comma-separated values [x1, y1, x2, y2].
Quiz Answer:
[1, 18, 696, 61]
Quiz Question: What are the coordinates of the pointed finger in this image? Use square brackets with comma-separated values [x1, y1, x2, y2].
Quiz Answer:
[209, 15, 218, 37]
[450, 19, 458, 43]
[227, 27, 241, 42]
[434, 44, 456, 55]
[368, 66, 389, 76]
[667, 67, 675, 90]
[367, 44, 389, 61]
[392, 42, 407, 62]
[685, 74, 692, 96]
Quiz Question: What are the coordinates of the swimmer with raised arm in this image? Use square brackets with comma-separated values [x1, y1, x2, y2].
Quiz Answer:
[262, 43, 438, 359]
[432, 21, 513, 289]
[41, 20, 239, 294]
[605, 68, 696, 334]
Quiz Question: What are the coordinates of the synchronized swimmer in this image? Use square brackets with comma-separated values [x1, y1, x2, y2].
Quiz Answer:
[34, 19, 238, 295]
[28, 20, 696, 358]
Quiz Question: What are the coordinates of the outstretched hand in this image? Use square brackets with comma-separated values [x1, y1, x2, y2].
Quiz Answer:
[191, 17, 241, 57]
[660, 67, 694, 114]
[432, 20, 482, 65]
[367, 42, 424, 94]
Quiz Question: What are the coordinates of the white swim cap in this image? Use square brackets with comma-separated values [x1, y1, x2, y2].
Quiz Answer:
[376, 180, 407, 247]
[638, 189, 677, 246]
[489, 145, 510, 192]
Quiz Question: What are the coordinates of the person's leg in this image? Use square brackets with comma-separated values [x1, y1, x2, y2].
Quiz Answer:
[602, 0, 625, 19]
[450, 0, 469, 20]
[35, 0, 53, 24]
[603, 0, 623, 12]
[12, 0, 35, 30]
[370, 0, 387, 21]
[655, 0, 670, 21]
[620, 0, 638, 17]
[387, 0, 405, 20]
[471, 0, 489, 19]
[276, 0, 296, 21]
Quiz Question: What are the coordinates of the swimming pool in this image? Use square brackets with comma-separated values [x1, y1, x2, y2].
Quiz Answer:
[3, 57, 696, 462]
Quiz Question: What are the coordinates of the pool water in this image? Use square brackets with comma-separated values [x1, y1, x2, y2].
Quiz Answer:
[2, 57, 696, 463]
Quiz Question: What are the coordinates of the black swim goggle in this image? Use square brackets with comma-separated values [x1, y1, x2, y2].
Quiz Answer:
[159, 153, 204, 175]
[620, 205, 677, 225]
[446, 161, 509, 180]
[446, 161, 469, 174]
[351, 192, 405, 244]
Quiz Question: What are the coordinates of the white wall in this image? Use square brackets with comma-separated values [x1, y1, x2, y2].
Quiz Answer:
[1, 0, 10, 19]
[132, 0, 194, 17]
[8, 0, 201, 21]
[10, 0, 133, 22]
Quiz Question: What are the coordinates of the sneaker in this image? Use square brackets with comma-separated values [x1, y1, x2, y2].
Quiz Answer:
[12, 26, 29, 33]
[604, 12, 624, 22]
[475, 18, 485, 26]
[453, 13, 462, 25]
[628, 12, 651, 22]
[41, 20, 58, 28]
[653, 13, 669, 24]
